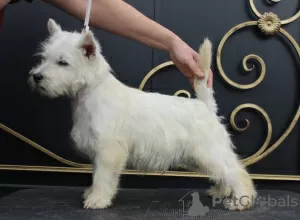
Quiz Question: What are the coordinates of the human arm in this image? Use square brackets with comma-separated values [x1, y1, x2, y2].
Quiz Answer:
[43, 0, 213, 87]
[0, 0, 10, 10]
[1, 0, 213, 87]
[0, 0, 10, 30]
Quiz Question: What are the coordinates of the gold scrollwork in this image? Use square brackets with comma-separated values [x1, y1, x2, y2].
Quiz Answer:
[231, 103, 300, 167]
[229, 104, 272, 166]
[249, 0, 300, 25]
[0, 0, 299, 181]
[0, 123, 91, 168]
[216, 21, 266, 90]
[218, 0, 300, 167]
[138, 61, 191, 98]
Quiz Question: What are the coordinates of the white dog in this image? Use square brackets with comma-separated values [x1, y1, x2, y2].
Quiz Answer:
[29, 19, 257, 211]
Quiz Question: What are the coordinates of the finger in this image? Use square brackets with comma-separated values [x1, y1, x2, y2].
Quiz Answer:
[192, 50, 199, 58]
[189, 59, 205, 78]
[207, 69, 213, 88]
[182, 70, 193, 78]
[188, 77, 194, 89]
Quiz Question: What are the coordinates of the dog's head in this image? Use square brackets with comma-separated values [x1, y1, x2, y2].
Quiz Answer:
[29, 18, 108, 98]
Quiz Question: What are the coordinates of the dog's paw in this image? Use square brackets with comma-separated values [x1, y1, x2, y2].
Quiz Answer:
[206, 186, 218, 197]
[225, 190, 257, 211]
[83, 193, 112, 209]
[225, 197, 254, 211]
[206, 185, 232, 197]
[225, 200, 246, 211]
[83, 187, 93, 200]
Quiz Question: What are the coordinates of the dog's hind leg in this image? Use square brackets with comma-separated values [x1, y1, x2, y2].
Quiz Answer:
[191, 144, 257, 211]
[83, 140, 128, 209]
[206, 182, 232, 198]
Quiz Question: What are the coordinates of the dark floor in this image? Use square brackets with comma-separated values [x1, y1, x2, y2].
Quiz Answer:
[2, 176, 300, 198]
[1, 186, 300, 220]
[1, 174, 300, 220]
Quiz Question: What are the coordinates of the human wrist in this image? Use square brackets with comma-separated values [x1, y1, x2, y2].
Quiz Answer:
[164, 33, 182, 53]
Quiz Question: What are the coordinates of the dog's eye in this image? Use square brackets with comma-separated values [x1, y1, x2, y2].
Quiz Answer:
[57, 60, 69, 66]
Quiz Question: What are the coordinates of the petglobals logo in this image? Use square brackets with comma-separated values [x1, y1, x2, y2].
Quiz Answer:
[256, 195, 299, 207]
[212, 194, 300, 208]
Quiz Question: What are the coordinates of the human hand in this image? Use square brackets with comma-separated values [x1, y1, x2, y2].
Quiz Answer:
[207, 69, 213, 88]
[168, 37, 213, 88]
[0, 0, 10, 10]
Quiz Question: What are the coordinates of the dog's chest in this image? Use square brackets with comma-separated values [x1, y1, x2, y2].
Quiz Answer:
[70, 104, 98, 155]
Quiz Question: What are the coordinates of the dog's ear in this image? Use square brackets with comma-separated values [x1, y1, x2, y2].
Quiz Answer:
[79, 31, 98, 58]
[47, 18, 61, 35]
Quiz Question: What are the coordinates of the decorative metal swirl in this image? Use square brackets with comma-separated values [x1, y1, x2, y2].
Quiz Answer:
[138, 61, 191, 98]
[0, 0, 299, 181]
[218, 0, 300, 166]
[229, 104, 272, 166]
[0, 123, 91, 168]
[250, 0, 300, 25]
[217, 23, 267, 90]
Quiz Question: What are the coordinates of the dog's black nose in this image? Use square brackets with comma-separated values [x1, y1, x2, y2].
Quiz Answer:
[33, 73, 43, 83]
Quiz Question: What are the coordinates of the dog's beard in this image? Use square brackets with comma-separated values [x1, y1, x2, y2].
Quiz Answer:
[37, 85, 53, 97]
[28, 77, 66, 98]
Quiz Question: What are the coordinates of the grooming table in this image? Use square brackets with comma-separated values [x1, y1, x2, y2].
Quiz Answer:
[1, 187, 300, 219]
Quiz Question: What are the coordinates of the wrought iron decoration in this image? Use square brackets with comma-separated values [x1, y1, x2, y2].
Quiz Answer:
[0, 0, 299, 181]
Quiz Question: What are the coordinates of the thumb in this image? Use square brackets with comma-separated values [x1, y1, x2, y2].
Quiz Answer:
[207, 69, 213, 88]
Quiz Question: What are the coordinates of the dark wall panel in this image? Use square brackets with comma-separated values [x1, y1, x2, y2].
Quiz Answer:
[151, 0, 300, 175]
[0, 0, 299, 186]
[0, 0, 154, 165]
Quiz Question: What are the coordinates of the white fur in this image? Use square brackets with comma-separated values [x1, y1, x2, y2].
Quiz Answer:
[194, 38, 218, 114]
[29, 19, 257, 210]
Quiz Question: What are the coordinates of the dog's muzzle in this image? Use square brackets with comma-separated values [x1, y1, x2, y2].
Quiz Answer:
[29, 72, 44, 84]
[32, 73, 43, 84]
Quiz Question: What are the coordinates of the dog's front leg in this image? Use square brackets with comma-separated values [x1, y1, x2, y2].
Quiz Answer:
[83, 140, 128, 209]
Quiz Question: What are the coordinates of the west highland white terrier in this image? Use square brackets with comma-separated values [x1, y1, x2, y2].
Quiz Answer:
[29, 19, 257, 210]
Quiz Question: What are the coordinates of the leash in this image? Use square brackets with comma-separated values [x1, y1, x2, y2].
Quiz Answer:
[83, 0, 93, 32]
[1, 0, 92, 31]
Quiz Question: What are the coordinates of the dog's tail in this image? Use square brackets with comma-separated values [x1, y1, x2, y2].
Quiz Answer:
[195, 38, 212, 89]
[193, 38, 218, 114]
